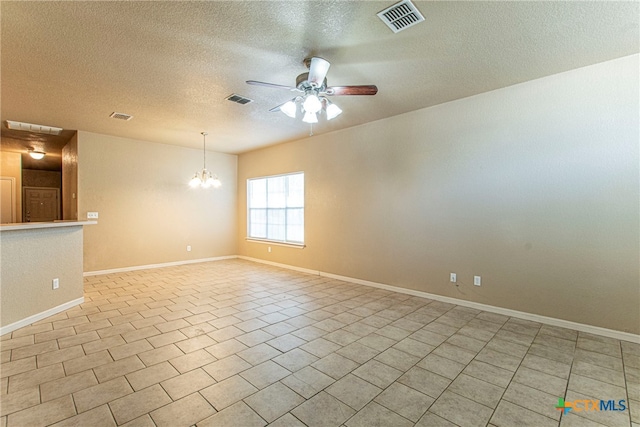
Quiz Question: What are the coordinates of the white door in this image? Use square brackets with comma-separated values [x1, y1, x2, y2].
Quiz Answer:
[23, 187, 60, 222]
[1, 176, 17, 223]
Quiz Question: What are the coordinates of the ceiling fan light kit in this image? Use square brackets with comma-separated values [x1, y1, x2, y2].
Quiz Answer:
[189, 132, 221, 189]
[247, 57, 377, 126]
[280, 100, 297, 118]
[325, 100, 343, 121]
[302, 93, 322, 114]
[302, 111, 318, 124]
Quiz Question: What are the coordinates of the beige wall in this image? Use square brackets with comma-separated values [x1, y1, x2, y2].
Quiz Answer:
[62, 133, 78, 220]
[78, 131, 237, 272]
[0, 226, 84, 327]
[0, 151, 22, 222]
[238, 55, 640, 334]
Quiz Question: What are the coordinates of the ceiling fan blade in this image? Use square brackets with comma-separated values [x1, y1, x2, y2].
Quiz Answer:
[325, 85, 378, 96]
[307, 57, 330, 88]
[246, 80, 297, 91]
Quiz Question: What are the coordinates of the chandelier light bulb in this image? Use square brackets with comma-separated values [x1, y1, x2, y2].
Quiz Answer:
[189, 174, 201, 188]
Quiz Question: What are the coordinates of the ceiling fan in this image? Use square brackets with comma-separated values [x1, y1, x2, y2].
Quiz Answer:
[246, 57, 378, 124]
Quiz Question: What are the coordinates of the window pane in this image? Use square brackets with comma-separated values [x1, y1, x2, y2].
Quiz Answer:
[287, 173, 304, 208]
[286, 208, 304, 243]
[249, 179, 267, 208]
[267, 176, 286, 208]
[249, 209, 267, 238]
[267, 209, 286, 241]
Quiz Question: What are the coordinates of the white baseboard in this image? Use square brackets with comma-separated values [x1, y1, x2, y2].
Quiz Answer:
[0, 297, 84, 336]
[78, 254, 639, 344]
[240, 256, 640, 344]
[237, 256, 318, 275]
[83, 256, 238, 277]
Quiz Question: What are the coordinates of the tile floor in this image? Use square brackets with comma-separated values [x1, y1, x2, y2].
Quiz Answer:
[0, 259, 638, 427]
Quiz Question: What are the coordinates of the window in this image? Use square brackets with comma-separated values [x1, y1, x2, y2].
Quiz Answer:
[247, 172, 304, 245]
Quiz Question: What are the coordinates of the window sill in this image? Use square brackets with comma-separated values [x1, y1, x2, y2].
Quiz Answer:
[245, 238, 306, 249]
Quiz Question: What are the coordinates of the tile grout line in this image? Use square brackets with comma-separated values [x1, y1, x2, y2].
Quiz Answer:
[2, 260, 636, 427]
[505, 326, 564, 427]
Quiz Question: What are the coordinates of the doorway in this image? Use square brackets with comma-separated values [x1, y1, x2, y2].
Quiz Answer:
[1, 176, 17, 223]
[23, 187, 60, 222]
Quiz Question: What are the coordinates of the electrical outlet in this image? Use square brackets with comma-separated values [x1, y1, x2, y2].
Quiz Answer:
[187, 245, 192, 252]
[450, 273, 457, 283]
[87, 212, 99, 219]
[268, 246, 272, 253]
[52, 278, 59, 289]
[474, 276, 482, 286]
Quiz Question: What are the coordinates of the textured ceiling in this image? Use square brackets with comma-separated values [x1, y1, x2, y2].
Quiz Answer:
[1, 1, 638, 155]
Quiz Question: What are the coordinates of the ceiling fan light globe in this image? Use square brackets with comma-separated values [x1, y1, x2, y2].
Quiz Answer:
[302, 111, 318, 124]
[326, 103, 343, 120]
[302, 94, 322, 114]
[280, 101, 297, 118]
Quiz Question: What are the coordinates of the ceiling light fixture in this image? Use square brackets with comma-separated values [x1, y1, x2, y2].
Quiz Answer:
[28, 149, 46, 160]
[276, 91, 343, 123]
[250, 57, 378, 128]
[189, 132, 221, 189]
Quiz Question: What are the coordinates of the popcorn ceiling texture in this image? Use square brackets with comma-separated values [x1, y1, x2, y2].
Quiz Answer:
[1, 1, 637, 153]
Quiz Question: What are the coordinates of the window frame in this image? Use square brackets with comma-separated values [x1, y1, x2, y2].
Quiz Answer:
[246, 171, 305, 247]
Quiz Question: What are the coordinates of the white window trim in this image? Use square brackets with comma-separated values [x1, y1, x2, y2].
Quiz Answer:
[245, 238, 306, 249]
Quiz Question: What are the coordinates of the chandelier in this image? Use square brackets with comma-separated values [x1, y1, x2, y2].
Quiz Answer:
[189, 132, 221, 189]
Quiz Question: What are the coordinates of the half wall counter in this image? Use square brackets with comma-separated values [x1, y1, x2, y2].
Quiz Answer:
[0, 221, 96, 335]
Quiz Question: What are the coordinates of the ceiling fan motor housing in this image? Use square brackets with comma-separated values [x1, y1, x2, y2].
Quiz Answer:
[296, 73, 327, 92]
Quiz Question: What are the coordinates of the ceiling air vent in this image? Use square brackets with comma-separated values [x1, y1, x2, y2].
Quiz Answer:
[226, 94, 254, 105]
[5, 120, 63, 135]
[109, 112, 133, 121]
[377, 0, 425, 33]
